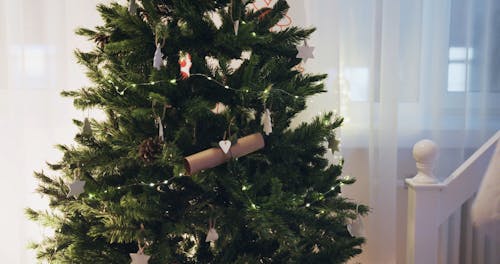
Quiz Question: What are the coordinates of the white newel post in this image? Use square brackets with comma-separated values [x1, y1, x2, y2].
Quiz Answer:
[406, 140, 442, 264]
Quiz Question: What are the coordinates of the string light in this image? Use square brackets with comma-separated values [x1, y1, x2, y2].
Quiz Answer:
[108, 72, 303, 102]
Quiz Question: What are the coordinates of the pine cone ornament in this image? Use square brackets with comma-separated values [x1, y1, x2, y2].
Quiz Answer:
[138, 137, 163, 164]
[93, 33, 110, 49]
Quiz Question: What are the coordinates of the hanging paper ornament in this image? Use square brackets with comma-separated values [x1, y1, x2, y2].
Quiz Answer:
[205, 56, 221, 76]
[153, 43, 163, 70]
[312, 244, 320, 254]
[155, 116, 164, 142]
[234, 20, 240, 36]
[218, 140, 232, 154]
[178, 52, 192, 79]
[261, 109, 272, 135]
[67, 179, 86, 199]
[211, 102, 227, 114]
[205, 218, 219, 242]
[130, 252, 150, 264]
[82, 117, 92, 137]
[241, 50, 252, 60]
[205, 228, 219, 242]
[296, 41, 315, 63]
[347, 205, 365, 237]
[128, 0, 137, 15]
[130, 224, 151, 263]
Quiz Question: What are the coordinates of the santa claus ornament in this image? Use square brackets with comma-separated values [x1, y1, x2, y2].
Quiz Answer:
[178, 51, 192, 79]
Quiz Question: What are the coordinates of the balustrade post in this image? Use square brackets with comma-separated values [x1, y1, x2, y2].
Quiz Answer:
[406, 139, 442, 264]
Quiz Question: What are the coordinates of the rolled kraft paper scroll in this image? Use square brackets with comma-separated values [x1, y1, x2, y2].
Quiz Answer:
[184, 133, 265, 175]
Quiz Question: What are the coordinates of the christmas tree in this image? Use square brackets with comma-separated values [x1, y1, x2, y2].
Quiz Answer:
[27, 1, 368, 263]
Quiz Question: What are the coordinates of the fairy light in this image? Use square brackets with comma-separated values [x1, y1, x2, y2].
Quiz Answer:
[149, 183, 155, 187]
[251, 32, 257, 37]
[112, 72, 303, 101]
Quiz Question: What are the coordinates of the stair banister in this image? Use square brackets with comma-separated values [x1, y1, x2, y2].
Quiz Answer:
[406, 139, 442, 264]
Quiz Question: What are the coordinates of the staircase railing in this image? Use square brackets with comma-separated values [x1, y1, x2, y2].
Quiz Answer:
[405, 131, 500, 264]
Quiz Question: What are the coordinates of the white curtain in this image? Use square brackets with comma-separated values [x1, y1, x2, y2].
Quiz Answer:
[1, 0, 499, 263]
[297, 0, 500, 263]
[0, 1, 108, 263]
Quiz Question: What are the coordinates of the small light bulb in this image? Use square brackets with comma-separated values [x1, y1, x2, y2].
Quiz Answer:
[207, 77, 212, 80]
[163, 180, 169, 184]
[224, 85, 229, 89]
[251, 32, 257, 37]
[294, 95, 299, 99]
[150, 81, 156, 85]
[305, 203, 311, 207]
[169, 79, 177, 84]
[242, 185, 248, 191]
[330, 186, 335, 191]
[117, 186, 122, 190]
[251, 203, 257, 209]
[149, 183, 155, 187]
[179, 172, 184, 176]
[131, 84, 137, 88]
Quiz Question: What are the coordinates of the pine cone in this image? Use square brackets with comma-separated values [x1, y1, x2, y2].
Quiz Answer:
[138, 137, 163, 164]
[93, 33, 110, 49]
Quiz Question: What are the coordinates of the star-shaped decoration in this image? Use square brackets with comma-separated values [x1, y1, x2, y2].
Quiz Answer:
[328, 137, 340, 152]
[67, 180, 85, 199]
[296, 42, 315, 63]
[130, 253, 151, 264]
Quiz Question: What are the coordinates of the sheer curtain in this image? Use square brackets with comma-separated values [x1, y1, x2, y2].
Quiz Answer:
[0, 1, 109, 263]
[298, 0, 500, 263]
[1, 0, 500, 263]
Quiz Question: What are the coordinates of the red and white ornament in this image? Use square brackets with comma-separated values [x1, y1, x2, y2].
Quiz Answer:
[179, 52, 192, 79]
